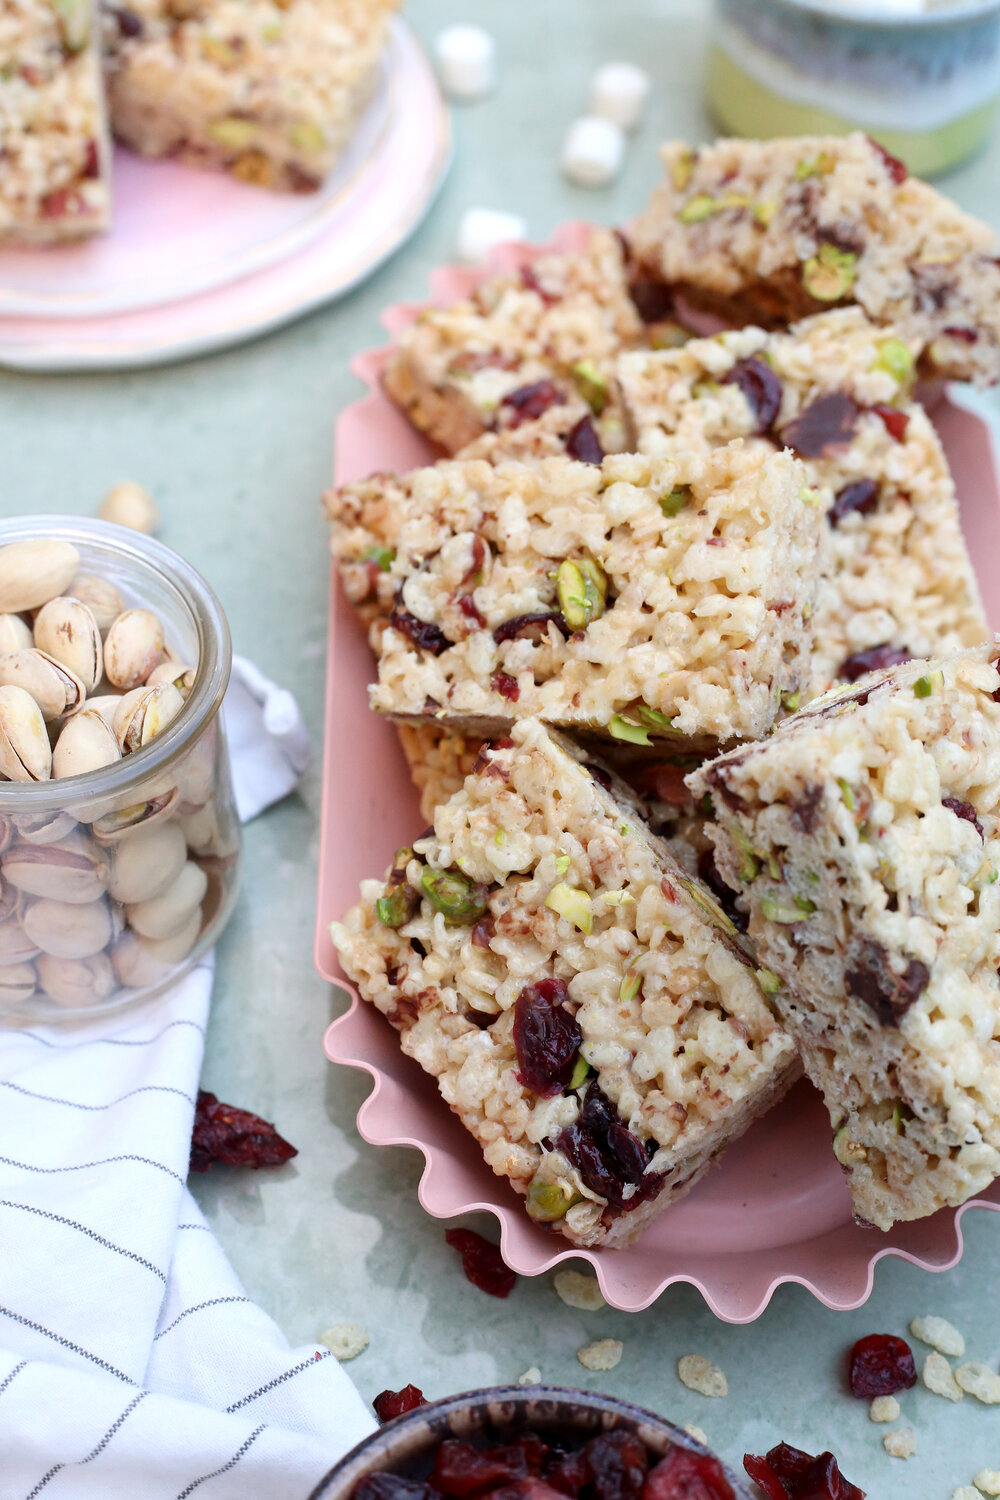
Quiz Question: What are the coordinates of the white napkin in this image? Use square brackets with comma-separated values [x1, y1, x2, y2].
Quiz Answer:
[0, 665, 376, 1499]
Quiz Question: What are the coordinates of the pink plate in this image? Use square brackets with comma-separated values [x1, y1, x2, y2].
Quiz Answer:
[0, 20, 449, 372]
[315, 226, 1000, 1318]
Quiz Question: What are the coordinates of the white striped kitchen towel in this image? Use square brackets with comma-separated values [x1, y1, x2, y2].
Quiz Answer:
[0, 664, 376, 1499]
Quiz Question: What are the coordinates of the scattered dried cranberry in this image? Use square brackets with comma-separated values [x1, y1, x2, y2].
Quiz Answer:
[635, 763, 690, 807]
[943, 325, 978, 343]
[722, 357, 782, 434]
[189, 1091, 297, 1173]
[521, 267, 558, 306]
[559, 1083, 656, 1208]
[82, 140, 100, 179]
[502, 380, 564, 427]
[828, 479, 879, 527]
[871, 403, 908, 442]
[445, 1227, 517, 1297]
[492, 671, 520, 701]
[433, 1442, 524, 1496]
[547, 1451, 591, 1497]
[743, 1443, 864, 1500]
[584, 1431, 649, 1500]
[110, 4, 143, 36]
[356, 1475, 439, 1500]
[565, 415, 605, 465]
[372, 1385, 427, 1423]
[779, 394, 859, 458]
[494, 612, 571, 645]
[628, 279, 675, 324]
[459, 595, 487, 628]
[390, 608, 452, 656]
[847, 1333, 917, 1398]
[867, 136, 908, 185]
[697, 849, 748, 933]
[845, 939, 929, 1027]
[838, 643, 910, 681]
[514, 977, 582, 1096]
[942, 796, 984, 839]
[472, 915, 496, 948]
[644, 1446, 734, 1500]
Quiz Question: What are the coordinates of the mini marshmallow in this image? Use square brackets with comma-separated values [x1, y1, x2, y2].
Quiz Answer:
[561, 115, 626, 189]
[435, 24, 495, 101]
[456, 207, 527, 265]
[589, 62, 651, 131]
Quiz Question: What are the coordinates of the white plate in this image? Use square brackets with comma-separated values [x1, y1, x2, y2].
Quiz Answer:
[0, 20, 450, 371]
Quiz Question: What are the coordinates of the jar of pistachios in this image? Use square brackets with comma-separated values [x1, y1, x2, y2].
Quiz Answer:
[0, 516, 241, 1021]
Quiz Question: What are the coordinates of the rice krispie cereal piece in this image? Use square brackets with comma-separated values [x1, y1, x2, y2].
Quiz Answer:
[689, 643, 1000, 1229]
[0, 0, 111, 242]
[381, 230, 644, 454]
[103, 0, 397, 192]
[616, 309, 987, 696]
[630, 133, 1000, 384]
[397, 724, 484, 825]
[363, 445, 822, 752]
[331, 719, 798, 1248]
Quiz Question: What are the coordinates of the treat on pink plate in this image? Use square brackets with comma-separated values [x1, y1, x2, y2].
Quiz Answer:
[616, 307, 987, 699]
[103, 0, 398, 192]
[380, 229, 643, 454]
[330, 718, 798, 1248]
[0, 0, 112, 242]
[690, 642, 1000, 1230]
[629, 132, 1000, 384]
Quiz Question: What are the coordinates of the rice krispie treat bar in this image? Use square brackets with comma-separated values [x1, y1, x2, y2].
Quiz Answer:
[103, 0, 397, 192]
[381, 230, 644, 454]
[689, 644, 1000, 1229]
[630, 133, 1000, 384]
[0, 0, 111, 241]
[332, 719, 798, 1247]
[616, 308, 987, 697]
[357, 445, 821, 752]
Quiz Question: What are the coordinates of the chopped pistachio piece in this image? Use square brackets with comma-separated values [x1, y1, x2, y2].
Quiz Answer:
[420, 866, 489, 923]
[757, 968, 781, 994]
[913, 670, 943, 698]
[568, 1056, 592, 1090]
[875, 337, 915, 384]
[678, 875, 737, 935]
[619, 967, 643, 1002]
[794, 152, 835, 180]
[833, 1124, 868, 1165]
[571, 360, 609, 415]
[837, 778, 855, 812]
[556, 557, 607, 630]
[780, 690, 800, 712]
[526, 1177, 582, 1222]
[800, 486, 824, 506]
[649, 322, 690, 351]
[732, 826, 759, 883]
[608, 714, 651, 746]
[659, 486, 690, 518]
[752, 199, 777, 227]
[802, 243, 858, 302]
[545, 882, 593, 933]
[670, 149, 696, 191]
[362, 544, 394, 572]
[208, 116, 258, 149]
[555, 853, 571, 875]
[678, 194, 717, 224]
[376, 884, 418, 929]
[760, 894, 811, 924]
[636, 704, 673, 730]
[288, 120, 326, 154]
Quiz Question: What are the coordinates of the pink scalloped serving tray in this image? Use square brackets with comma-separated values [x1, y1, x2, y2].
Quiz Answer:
[315, 223, 1000, 1319]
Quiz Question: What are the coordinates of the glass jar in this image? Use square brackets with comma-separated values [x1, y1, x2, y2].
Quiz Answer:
[0, 515, 241, 1022]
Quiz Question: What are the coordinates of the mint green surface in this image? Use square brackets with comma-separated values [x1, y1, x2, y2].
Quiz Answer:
[2, 1, 1000, 1492]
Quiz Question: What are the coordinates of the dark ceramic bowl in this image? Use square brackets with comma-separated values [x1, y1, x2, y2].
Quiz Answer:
[309, 1386, 754, 1500]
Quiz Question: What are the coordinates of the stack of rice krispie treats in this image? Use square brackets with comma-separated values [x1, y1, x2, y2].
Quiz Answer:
[0, 0, 398, 241]
[328, 131, 1000, 1243]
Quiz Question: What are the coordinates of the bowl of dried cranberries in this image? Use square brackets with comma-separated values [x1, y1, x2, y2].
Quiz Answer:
[308, 1385, 753, 1500]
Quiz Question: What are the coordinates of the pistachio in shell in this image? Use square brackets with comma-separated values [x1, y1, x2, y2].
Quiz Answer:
[14, 810, 78, 845]
[22, 896, 113, 959]
[33, 595, 103, 693]
[112, 906, 201, 988]
[0, 915, 39, 964]
[52, 707, 122, 780]
[2, 838, 109, 904]
[108, 820, 187, 904]
[0, 649, 85, 722]
[103, 608, 164, 690]
[146, 660, 197, 697]
[0, 614, 32, 655]
[98, 481, 160, 535]
[90, 786, 180, 842]
[113, 681, 184, 754]
[0, 961, 36, 1006]
[0, 683, 52, 781]
[35, 952, 115, 1008]
[127, 860, 207, 940]
[67, 572, 125, 632]
[0, 539, 79, 614]
[86, 694, 123, 729]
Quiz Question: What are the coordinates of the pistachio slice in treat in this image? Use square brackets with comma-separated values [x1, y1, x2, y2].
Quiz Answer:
[91, 786, 180, 842]
[23, 896, 113, 960]
[33, 596, 103, 693]
[0, 649, 85, 722]
[108, 821, 186, 904]
[103, 608, 164, 691]
[127, 861, 207, 941]
[67, 573, 124, 632]
[52, 708, 122, 780]
[2, 839, 110, 904]
[0, 684, 52, 781]
[114, 682, 184, 754]
[35, 952, 115, 1008]
[0, 961, 36, 1006]
[14, 810, 78, 845]
[0, 539, 79, 614]
[0, 614, 33, 655]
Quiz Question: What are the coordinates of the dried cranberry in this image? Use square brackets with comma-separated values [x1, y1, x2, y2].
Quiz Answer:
[635, 763, 690, 807]
[463, 535, 488, 582]
[492, 671, 520, 701]
[432, 1441, 525, 1496]
[189, 1091, 297, 1173]
[502, 380, 564, 427]
[697, 850, 747, 933]
[565, 415, 605, 465]
[547, 1450, 591, 1496]
[372, 1385, 427, 1422]
[743, 1443, 864, 1500]
[828, 479, 879, 527]
[845, 939, 929, 1027]
[514, 977, 582, 1095]
[459, 594, 487, 628]
[943, 325, 978, 343]
[629, 278, 675, 324]
[584, 1430, 649, 1500]
[848, 1333, 917, 1398]
[472, 915, 496, 950]
[355, 1476, 439, 1500]
[111, 4, 143, 35]
[741, 1454, 786, 1500]
[790, 784, 824, 834]
[521, 267, 558, 305]
[390, 608, 452, 656]
[838, 644, 910, 681]
[942, 796, 984, 839]
[588, 762, 613, 791]
[559, 1083, 655, 1208]
[444, 1227, 517, 1297]
[450, 350, 520, 376]
[41, 187, 84, 220]
[871, 403, 908, 442]
[866, 136, 908, 185]
[779, 394, 859, 457]
[722, 357, 782, 434]
[644, 1446, 735, 1500]
[494, 612, 571, 645]
[491, 1482, 568, 1500]
[82, 140, 100, 179]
